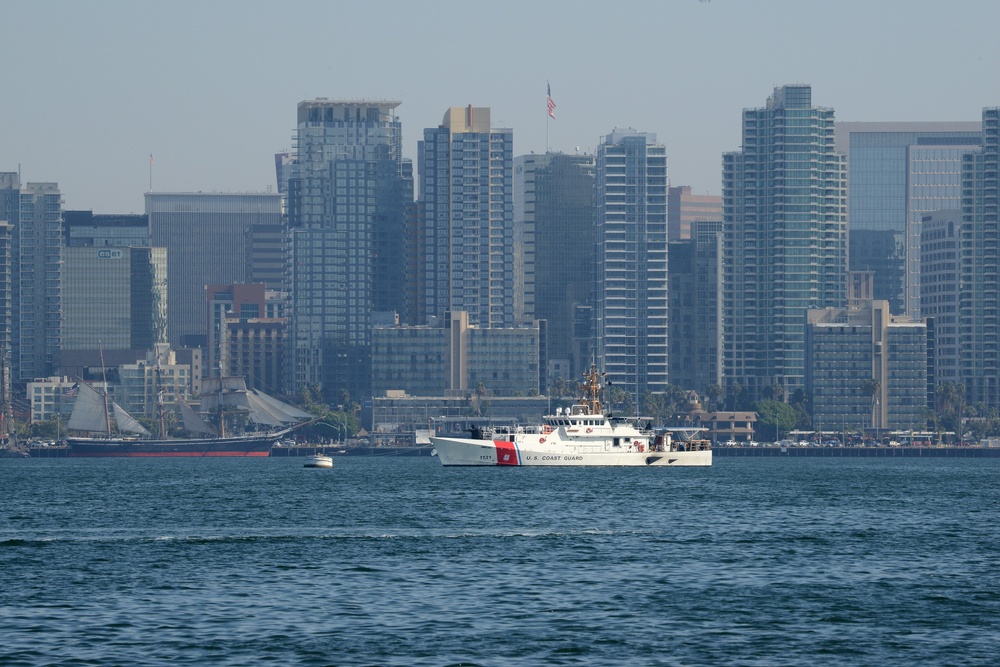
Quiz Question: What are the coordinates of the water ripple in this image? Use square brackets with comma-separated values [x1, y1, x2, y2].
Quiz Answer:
[2, 457, 999, 665]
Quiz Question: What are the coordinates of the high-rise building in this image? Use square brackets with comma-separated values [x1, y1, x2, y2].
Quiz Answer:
[835, 122, 981, 316]
[514, 152, 595, 384]
[668, 220, 724, 393]
[0, 222, 11, 434]
[667, 186, 722, 241]
[920, 210, 962, 390]
[594, 129, 669, 400]
[723, 85, 848, 402]
[959, 107, 1000, 407]
[147, 191, 281, 348]
[287, 99, 412, 401]
[415, 106, 514, 328]
[1, 175, 63, 383]
[62, 246, 167, 353]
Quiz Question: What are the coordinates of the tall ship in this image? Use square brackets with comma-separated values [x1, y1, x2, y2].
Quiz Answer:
[65, 377, 313, 457]
[431, 366, 712, 467]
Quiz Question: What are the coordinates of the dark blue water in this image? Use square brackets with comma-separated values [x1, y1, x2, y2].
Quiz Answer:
[2, 456, 999, 666]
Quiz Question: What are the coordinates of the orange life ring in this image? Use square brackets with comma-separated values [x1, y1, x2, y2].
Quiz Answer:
[586, 427, 593, 433]
[539, 437, 546, 443]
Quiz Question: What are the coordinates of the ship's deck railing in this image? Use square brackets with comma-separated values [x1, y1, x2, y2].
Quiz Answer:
[482, 424, 545, 437]
[674, 439, 712, 452]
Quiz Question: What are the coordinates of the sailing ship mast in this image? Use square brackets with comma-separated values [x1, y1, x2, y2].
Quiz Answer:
[217, 362, 226, 438]
[158, 390, 166, 439]
[99, 342, 112, 435]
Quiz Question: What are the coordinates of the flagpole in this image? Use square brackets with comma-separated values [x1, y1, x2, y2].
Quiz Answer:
[149, 153, 153, 192]
[545, 81, 556, 153]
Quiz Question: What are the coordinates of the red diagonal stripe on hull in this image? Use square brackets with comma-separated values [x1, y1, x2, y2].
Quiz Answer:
[494, 440, 519, 466]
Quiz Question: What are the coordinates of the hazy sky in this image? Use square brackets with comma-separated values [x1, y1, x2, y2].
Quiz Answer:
[3, 0, 999, 214]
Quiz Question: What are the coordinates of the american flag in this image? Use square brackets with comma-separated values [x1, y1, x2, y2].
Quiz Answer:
[547, 82, 556, 119]
[63, 382, 79, 398]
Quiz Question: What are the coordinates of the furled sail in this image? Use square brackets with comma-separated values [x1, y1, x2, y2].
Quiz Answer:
[199, 377, 312, 428]
[67, 382, 111, 433]
[112, 402, 152, 436]
[249, 390, 313, 423]
[243, 392, 286, 427]
[200, 376, 252, 413]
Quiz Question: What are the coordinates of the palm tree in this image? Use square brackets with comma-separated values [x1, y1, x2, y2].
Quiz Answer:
[936, 381, 956, 420]
[727, 382, 742, 412]
[765, 382, 784, 402]
[705, 384, 723, 411]
[551, 377, 569, 398]
[860, 377, 881, 437]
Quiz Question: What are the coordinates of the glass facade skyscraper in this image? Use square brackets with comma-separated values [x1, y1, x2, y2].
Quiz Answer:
[62, 246, 167, 352]
[959, 107, 1000, 407]
[1, 175, 63, 383]
[514, 152, 595, 383]
[287, 100, 412, 400]
[668, 220, 724, 393]
[835, 122, 981, 316]
[147, 191, 281, 349]
[920, 209, 962, 390]
[723, 85, 847, 402]
[594, 129, 669, 400]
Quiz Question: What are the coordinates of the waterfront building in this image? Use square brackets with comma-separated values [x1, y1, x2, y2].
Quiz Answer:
[116, 345, 191, 420]
[287, 99, 412, 401]
[723, 85, 848, 402]
[594, 129, 669, 400]
[206, 283, 287, 395]
[680, 410, 757, 444]
[668, 220, 724, 393]
[959, 107, 1000, 407]
[467, 325, 542, 397]
[415, 106, 514, 328]
[27, 376, 92, 423]
[371, 310, 541, 399]
[920, 210, 962, 391]
[513, 152, 595, 383]
[146, 191, 281, 348]
[667, 185, 722, 241]
[173, 347, 203, 397]
[806, 300, 927, 432]
[835, 122, 981, 316]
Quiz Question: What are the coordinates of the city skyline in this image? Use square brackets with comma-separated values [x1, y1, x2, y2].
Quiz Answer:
[3, 0, 1000, 214]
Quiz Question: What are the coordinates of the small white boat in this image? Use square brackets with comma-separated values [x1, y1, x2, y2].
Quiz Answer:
[303, 454, 333, 468]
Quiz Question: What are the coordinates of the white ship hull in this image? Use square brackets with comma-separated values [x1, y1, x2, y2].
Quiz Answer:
[431, 435, 712, 467]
